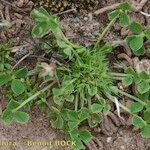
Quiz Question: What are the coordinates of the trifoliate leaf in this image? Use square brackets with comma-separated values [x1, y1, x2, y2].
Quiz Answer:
[144, 111, 150, 124]
[119, 12, 130, 27]
[139, 71, 149, 80]
[15, 111, 29, 124]
[129, 36, 143, 52]
[133, 46, 145, 56]
[87, 85, 98, 96]
[90, 103, 103, 113]
[0, 74, 11, 86]
[15, 67, 28, 78]
[141, 125, 150, 138]
[32, 22, 51, 38]
[137, 81, 150, 94]
[7, 100, 20, 110]
[122, 75, 133, 86]
[52, 115, 64, 129]
[65, 95, 74, 102]
[11, 79, 26, 95]
[125, 66, 135, 75]
[78, 108, 89, 122]
[145, 28, 150, 39]
[80, 130, 92, 143]
[129, 102, 144, 113]
[132, 115, 146, 129]
[2, 109, 13, 125]
[118, 2, 131, 11]
[129, 21, 143, 34]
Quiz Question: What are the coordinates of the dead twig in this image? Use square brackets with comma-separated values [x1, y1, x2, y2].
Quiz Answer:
[12, 52, 32, 69]
[54, 8, 76, 16]
[94, 0, 148, 15]
[0, 10, 4, 20]
[94, 3, 120, 16]
[5, 5, 10, 21]
[0, 0, 27, 14]
[117, 53, 133, 67]
[132, 0, 148, 11]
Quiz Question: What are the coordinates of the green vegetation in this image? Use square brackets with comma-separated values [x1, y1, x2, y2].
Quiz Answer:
[1, 2, 150, 150]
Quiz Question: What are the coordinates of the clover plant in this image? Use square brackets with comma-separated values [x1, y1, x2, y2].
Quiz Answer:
[1, 2, 150, 150]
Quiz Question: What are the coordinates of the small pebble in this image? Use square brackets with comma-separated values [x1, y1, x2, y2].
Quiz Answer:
[107, 137, 112, 143]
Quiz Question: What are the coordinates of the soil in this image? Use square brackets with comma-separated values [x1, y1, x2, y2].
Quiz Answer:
[0, 0, 150, 150]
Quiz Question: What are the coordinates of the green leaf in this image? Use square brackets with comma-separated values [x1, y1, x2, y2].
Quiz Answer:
[52, 115, 64, 129]
[90, 103, 103, 113]
[144, 111, 150, 124]
[52, 88, 63, 97]
[15, 111, 29, 124]
[63, 48, 72, 57]
[15, 67, 28, 78]
[108, 10, 120, 20]
[0, 74, 11, 86]
[129, 102, 144, 113]
[139, 92, 149, 101]
[88, 113, 103, 128]
[2, 109, 13, 125]
[125, 67, 135, 75]
[30, 7, 50, 22]
[63, 83, 74, 94]
[73, 138, 84, 150]
[68, 121, 79, 130]
[67, 111, 78, 121]
[69, 128, 78, 139]
[129, 21, 143, 34]
[118, 2, 131, 11]
[76, 47, 86, 54]
[32, 22, 51, 38]
[129, 36, 143, 52]
[11, 79, 26, 95]
[139, 71, 149, 80]
[133, 46, 145, 56]
[144, 28, 150, 39]
[78, 108, 89, 122]
[87, 85, 97, 96]
[146, 103, 150, 111]
[132, 115, 145, 129]
[137, 81, 150, 94]
[53, 96, 63, 105]
[134, 73, 141, 84]
[122, 75, 133, 86]
[80, 130, 92, 143]
[141, 125, 150, 138]
[0, 63, 4, 71]
[119, 12, 130, 27]
[65, 95, 74, 102]
[103, 104, 111, 115]
[7, 100, 20, 110]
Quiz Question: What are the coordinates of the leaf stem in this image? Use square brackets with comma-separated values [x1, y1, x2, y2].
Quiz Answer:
[110, 72, 128, 77]
[112, 87, 146, 106]
[12, 81, 56, 112]
[93, 16, 118, 50]
[75, 93, 78, 111]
